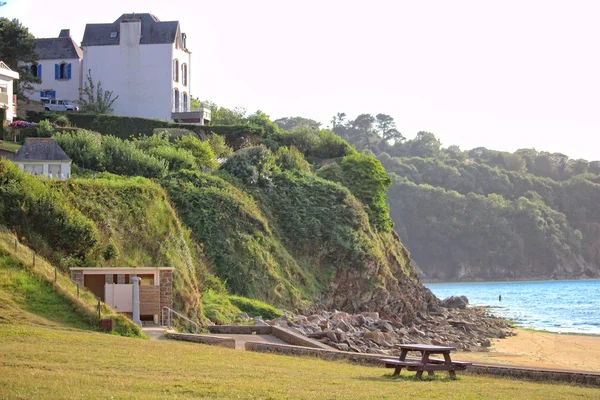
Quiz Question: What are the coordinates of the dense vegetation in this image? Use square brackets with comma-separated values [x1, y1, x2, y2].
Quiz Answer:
[1, 109, 439, 323]
[328, 112, 600, 281]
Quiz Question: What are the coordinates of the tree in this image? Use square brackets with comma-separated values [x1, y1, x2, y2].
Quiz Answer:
[375, 113, 404, 142]
[79, 69, 119, 114]
[273, 116, 320, 131]
[0, 18, 39, 98]
[408, 131, 441, 158]
[202, 99, 247, 125]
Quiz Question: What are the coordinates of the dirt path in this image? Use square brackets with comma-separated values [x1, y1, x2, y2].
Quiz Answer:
[456, 329, 600, 372]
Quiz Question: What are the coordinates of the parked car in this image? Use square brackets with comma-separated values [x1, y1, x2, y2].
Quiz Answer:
[43, 99, 79, 112]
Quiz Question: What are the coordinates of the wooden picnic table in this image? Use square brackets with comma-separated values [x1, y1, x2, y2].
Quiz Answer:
[379, 343, 471, 378]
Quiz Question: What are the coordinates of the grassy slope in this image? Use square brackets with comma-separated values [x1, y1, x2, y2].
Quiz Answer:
[0, 227, 143, 337]
[0, 321, 597, 399]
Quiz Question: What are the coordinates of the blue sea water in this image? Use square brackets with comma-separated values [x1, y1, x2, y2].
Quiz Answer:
[425, 280, 600, 335]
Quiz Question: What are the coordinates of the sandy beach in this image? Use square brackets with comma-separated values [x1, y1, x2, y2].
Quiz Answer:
[456, 329, 600, 372]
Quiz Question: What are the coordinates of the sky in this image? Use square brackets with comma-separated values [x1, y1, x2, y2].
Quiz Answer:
[2, 0, 600, 161]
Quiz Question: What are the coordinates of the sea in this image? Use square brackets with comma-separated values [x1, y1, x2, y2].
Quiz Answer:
[425, 280, 600, 335]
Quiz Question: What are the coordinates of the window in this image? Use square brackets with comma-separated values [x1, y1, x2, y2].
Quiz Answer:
[110, 31, 118, 38]
[181, 63, 187, 86]
[173, 88, 180, 111]
[182, 92, 188, 111]
[55, 62, 71, 80]
[173, 59, 179, 82]
[30, 64, 39, 77]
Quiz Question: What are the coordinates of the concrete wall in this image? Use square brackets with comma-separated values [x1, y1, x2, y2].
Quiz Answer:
[26, 58, 82, 102]
[206, 325, 332, 350]
[166, 331, 236, 349]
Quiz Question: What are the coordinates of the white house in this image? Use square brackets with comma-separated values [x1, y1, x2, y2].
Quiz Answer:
[0, 61, 19, 123]
[13, 137, 72, 180]
[26, 30, 82, 102]
[80, 13, 209, 124]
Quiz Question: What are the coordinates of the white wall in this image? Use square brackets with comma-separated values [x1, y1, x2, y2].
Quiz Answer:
[25, 58, 82, 102]
[17, 161, 71, 180]
[82, 24, 175, 121]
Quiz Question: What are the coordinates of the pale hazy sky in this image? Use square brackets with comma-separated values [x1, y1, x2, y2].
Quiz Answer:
[2, 0, 599, 161]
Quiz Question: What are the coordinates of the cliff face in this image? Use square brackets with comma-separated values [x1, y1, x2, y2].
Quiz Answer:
[164, 168, 438, 320]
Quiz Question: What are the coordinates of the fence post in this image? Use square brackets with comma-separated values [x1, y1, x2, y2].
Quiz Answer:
[14, 238, 17, 252]
[33, 252, 36, 267]
[97, 297, 101, 320]
[54, 267, 57, 282]
[77, 283, 80, 298]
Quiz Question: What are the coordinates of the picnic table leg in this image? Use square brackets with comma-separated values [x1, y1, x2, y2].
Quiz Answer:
[415, 351, 431, 380]
[443, 352, 456, 379]
[427, 371, 435, 377]
[393, 349, 409, 376]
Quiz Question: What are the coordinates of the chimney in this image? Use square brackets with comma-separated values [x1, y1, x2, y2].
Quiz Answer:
[120, 17, 141, 46]
[59, 29, 70, 38]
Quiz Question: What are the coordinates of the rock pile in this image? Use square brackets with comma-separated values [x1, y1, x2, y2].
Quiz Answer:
[259, 300, 513, 355]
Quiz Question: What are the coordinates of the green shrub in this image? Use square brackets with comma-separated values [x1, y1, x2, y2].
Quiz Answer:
[219, 146, 277, 186]
[174, 135, 218, 169]
[208, 134, 234, 159]
[274, 146, 310, 172]
[53, 130, 104, 171]
[102, 238, 119, 261]
[54, 115, 70, 127]
[228, 295, 282, 319]
[101, 136, 168, 178]
[147, 145, 197, 172]
[37, 120, 55, 137]
[202, 289, 241, 324]
[318, 153, 392, 231]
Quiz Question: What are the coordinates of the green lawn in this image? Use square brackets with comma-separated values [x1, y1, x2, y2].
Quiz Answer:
[1, 321, 599, 399]
[1, 140, 20, 152]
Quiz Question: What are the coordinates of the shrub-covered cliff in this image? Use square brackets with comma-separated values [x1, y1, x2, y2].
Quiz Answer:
[1, 111, 439, 323]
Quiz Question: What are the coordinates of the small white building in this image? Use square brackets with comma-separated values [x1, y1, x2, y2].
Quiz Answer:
[26, 30, 83, 103]
[0, 61, 19, 123]
[13, 137, 72, 179]
[81, 13, 208, 124]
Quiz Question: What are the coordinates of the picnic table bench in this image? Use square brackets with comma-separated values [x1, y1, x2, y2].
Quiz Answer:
[379, 344, 472, 378]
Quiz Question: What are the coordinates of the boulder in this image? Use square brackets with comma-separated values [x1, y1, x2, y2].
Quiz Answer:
[363, 331, 386, 345]
[361, 312, 380, 320]
[440, 296, 469, 309]
[331, 311, 351, 324]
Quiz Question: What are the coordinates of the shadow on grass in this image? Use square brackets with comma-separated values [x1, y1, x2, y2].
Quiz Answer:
[354, 373, 460, 383]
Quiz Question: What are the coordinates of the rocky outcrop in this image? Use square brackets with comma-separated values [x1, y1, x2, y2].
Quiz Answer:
[258, 306, 513, 355]
[440, 295, 469, 309]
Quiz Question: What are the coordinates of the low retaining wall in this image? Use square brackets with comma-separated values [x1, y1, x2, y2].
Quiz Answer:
[207, 325, 332, 350]
[166, 331, 236, 349]
[208, 325, 271, 335]
[0, 149, 14, 160]
[244, 342, 600, 387]
[270, 326, 334, 350]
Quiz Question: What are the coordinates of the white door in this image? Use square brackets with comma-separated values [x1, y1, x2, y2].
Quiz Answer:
[104, 284, 133, 312]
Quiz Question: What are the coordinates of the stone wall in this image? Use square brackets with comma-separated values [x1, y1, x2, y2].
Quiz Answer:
[160, 270, 173, 310]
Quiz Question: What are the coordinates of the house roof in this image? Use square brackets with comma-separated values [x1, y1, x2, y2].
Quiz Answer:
[13, 138, 71, 162]
[81, 13, 181, 47]
[35, 32, 83, 60]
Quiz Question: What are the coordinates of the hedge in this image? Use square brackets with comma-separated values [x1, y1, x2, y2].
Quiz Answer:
[26, 111, 264, 149]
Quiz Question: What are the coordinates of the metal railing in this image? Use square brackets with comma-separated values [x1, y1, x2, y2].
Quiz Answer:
[161, 306, 199, 333]
[172, 106, 211, 113]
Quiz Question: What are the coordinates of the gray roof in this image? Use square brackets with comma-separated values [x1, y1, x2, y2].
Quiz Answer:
[81, 13, 181, 46]
[35, 34, 83, 60]
[13, 138, 71, 162]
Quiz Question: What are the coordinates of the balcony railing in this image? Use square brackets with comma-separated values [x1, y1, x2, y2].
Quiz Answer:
[172, 106, 211, 113]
